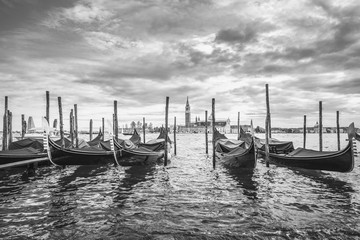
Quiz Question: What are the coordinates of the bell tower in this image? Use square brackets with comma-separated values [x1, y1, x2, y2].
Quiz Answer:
[185, 97, 191, 127]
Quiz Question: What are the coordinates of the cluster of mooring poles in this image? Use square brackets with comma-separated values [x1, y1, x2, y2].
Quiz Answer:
[204, 83, 348, 170]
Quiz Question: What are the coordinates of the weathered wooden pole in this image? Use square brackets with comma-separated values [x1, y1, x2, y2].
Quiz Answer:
[114, 100, 118, 140]
[212, 98, 216, 169]
[265, 114, 270, 167]
[58, 97, 64, 148]
[112, 114, 115, 134]
[164, 96, 169, 166]
[70, 109, 74, 146]
[102, 118, 105, 141]
[205, 110, 208, 154]
[143, 117, 146, 143]
[89, 119, 93, 141]
[2, 96, 8, 150]
[8, 110, 12, 145]
[237, 111, 240, 140]
[74, 104, 78, 148]
[46, 91, 50, 123]
[21, 114, 25, 139]
[265, 84, 272, 138]
[303, 115, 306, 148]
[174, 116, 177, 156]
[336, 110, 340, 150]
[319, 101, 323, 151]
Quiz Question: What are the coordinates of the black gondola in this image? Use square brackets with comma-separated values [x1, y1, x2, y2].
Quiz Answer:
[257, 123, 356, 173]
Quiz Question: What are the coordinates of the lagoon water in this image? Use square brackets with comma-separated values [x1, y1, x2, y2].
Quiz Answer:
[0, 133, 359, 239]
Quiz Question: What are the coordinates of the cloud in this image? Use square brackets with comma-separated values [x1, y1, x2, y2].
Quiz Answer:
[1, 0, 360, 130]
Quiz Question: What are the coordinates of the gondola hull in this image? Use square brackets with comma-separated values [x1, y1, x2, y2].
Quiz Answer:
[216, 139, 256, 168]
[113, 140, 165, 166]
[49, 138, 116, 166]
[258, 140, 354, 173]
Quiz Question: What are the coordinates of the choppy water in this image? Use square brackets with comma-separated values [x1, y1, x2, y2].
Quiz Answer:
[0, 133, 359, 239]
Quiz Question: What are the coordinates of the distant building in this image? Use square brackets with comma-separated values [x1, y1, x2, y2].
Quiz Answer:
[185, 97, 191, 128]
[178, 98, 231, 133]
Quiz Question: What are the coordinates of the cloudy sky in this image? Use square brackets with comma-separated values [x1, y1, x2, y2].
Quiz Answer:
[1, 0, 360, 131]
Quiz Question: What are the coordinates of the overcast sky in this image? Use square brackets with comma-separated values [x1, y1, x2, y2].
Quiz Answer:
[1, 0, 360, 131]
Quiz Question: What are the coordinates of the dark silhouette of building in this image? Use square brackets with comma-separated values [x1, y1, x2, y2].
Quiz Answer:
[185, 96, 191, 127]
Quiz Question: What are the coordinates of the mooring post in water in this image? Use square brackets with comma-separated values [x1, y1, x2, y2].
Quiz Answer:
[265, 114, 270, 167]
[89, 119, 93, 141]
[112, 114, 115, 135]
[2, 96, 8, 150]
[143, 117, 146, 143]
[265, 84, 272, 138]
[164, 96, 169, 166]
[237, 112, 240, 140]
[8, 110, 12, 145]
[70, 109, 74, 146]
[303, 115, 306, 148]
[212, 98, 216, 169]
[102, 118, 105, 141]
[74, 104, 78, 148]
[46, 91, 50, 123]
[336, 110, 340, 151]
[205, 110, 208, 155]
[114, 100, 118, 140]
[58, 97, 64, 148]
[21, 114, 25, 139]
[319, 101, 323, 151]
[174, 116, 177, 156]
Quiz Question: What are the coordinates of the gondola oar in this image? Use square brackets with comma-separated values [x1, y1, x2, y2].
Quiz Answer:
[251, 120, 257, 167]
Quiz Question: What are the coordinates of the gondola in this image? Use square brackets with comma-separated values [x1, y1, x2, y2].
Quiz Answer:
[99, 133, 164, 166]
[139, 127, 172, 152]
[46, 137, 117, 166]
[0, 138, 48, 165]
[256, 123, 356, 173]
[214, 128, 256, 168]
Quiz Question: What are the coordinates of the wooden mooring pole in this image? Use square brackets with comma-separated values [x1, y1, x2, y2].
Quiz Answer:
[174, 116, 177, 156]
[237, 112, 240, 140]
[336, 111, 340, 151]
[74, 104, 78, 148]
[143, 117, 146, 143]
[70, 109, 74, 146]
[21, 114, 26, 139]
[46, 91, 50, 123]
[8, 111, 12, 145]
[114, 100, 118, 140]
[205, 110, 208, 154]
[164, 96, 169, 166]
[265, 114, 270, 167]
[265, 84, 272, 138]
[58, 97, 64, 148]
[89, 119, 93, 141]
[102, 118, 105, 141]
[212, 98, 216, 169]
[319, 101, 323, 151]
[2, 96, 8, 150]
[303, 115, 306, 148]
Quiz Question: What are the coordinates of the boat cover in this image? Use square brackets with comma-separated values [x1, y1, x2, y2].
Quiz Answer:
[213, 128, 245, 153]
[87, 131, 103, 146]
[129, 129, 141, 145]
[216, 139, 245, 153]
[9, 138, 43, 151]
[256, 137, 294, 154]
[287, 148, 337, 157]
[0, 147, 41, 155]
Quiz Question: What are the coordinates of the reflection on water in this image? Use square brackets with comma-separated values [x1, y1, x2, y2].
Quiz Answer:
[0, 133, 359, 239]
